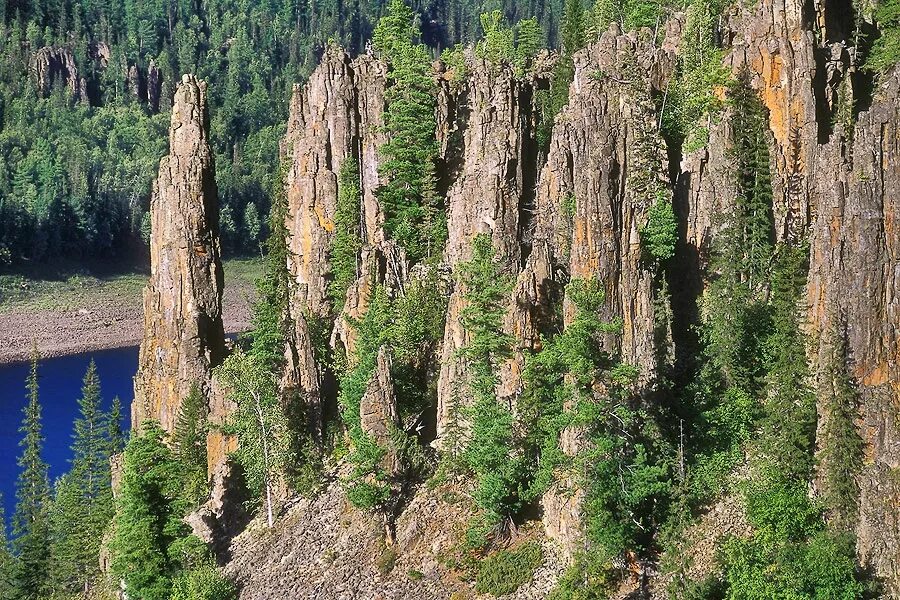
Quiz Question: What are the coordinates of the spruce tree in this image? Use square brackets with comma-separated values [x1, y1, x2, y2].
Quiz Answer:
[107, 395, 126, 455]
[11, 350, 51, 600]
[172, 384, 209, 507]
[373, 0, 444, 263]
[50, 360, 117, 595]
[329, 157, 363, 313]
[0, 496, 13, 600]
[111, 423, 194, 600]
[819, 327, 864, 532]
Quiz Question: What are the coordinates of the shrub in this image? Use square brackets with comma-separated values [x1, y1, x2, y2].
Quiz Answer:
[475, 541, 543, 596]
[641, 195, 678, 262]
[169, 562, 238, 600]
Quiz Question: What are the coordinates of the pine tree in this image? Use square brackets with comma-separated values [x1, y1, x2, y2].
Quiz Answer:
[172, 384, 209, 507]
[49, 360, 115, 595]
[0, 496, 14, 600]
[108, 395, 126, 456]
[111, 423, 194, 600]
[819, 326, 864, 533]
[758, 245, 816, 482]
[561, 0, 586, 55]
[373, 0, 443, 263]
[11, 349, 51, 600]
[514, 17, 543, 75]
[249, 160, 291, 374]
[329, 157, 363, 313]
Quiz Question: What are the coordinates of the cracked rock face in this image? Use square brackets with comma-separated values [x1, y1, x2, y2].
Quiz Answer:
[806, 71, 900, 595]
[132, 74, 227, 461]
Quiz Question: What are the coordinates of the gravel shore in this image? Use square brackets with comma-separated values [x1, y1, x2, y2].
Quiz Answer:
[0, 261, 259, 364]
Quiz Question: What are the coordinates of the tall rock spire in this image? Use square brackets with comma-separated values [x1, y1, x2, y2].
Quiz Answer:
[133, 74, 226, 435]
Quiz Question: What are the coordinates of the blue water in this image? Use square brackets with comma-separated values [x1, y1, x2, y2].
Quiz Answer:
[0, 346, 137, 530]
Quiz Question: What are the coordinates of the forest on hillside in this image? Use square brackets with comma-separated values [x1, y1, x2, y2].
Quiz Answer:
[0, 0, 582, 265]
[12, 0, 899, 265]
[4, 0, 900, 597]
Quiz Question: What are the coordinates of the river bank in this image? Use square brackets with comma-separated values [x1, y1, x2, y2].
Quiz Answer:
[0, 258, 262, 364]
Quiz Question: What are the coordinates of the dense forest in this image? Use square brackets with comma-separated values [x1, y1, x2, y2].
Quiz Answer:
[0, 0, 581, 264]
[4, 0, 900, 597]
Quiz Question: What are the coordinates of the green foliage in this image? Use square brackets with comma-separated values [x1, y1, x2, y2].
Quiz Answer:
[456, 234, 518, 526]
[537, 0, 586, 148]
[111, 423, 200, 600]
[172, 385, 209, 508]
[590, 0, 672, 33]
[641, 194, 678, 262]
[515, 17, 544, 75]
[441, 44, 468, 84]
[477, 11, 515, 64]
[475, 541, 543, 596]
[867, 0, 900, 72]
[660, 0, 730, 151]
[548, 555, 617, 599]
[756, 245, 815, 482]
[721, 482, 865, 599]
[248, 160, 292, 374]
[11, 350, 51, 600]
[819, 329, 864, 532]
[338, 273, 446, 509]
[48, 360, 117, 597]
[375, 0, 445, 262]
[169, 562, 238, 600]
[329, 158, 363, 313]
[216, 348, 291, 525]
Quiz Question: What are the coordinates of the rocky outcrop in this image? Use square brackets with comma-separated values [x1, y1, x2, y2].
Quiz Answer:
[532, 28, 677, 552]
[31, 45, 82, 99]
[806, 70, 900, 595]
[132, 74, 227, 456]
[225, 480, 564, 600]
[434, 59, 542, 446]
[360, 346, 401, 475]
[283, 47, 388, 322]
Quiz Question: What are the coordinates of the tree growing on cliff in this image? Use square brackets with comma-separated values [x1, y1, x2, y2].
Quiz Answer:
[11, 350, 51, 600]
[216, 348, 291, 527]
[111, 422, 203, 600]
[819, 326, 864, 533]
[329, 157, 363, 313]
[172, 384, 210, 508]
[456, 234, 518, 542]
[373, 0, 444, 263]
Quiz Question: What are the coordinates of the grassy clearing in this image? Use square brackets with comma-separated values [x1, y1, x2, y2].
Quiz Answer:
[0, 257, 263, 314]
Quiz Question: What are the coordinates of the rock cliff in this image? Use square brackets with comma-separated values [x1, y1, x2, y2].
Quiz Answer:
[132, 74, 229, 469]
[127, 1, 900, 595]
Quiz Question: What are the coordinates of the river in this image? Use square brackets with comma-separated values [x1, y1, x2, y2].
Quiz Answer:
[0, 346, 137, 531]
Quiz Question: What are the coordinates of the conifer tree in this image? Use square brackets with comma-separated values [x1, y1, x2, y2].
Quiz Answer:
[111, 422, 195, 600]
[249, 160, 291, 374]
[172, 384, 209, 507]
[11, 349, 51, 600]
[819, 326, 864, 532]
[0, 496, 14, 600]
[514, 17, 543, 75]
[108, 395, 126, 456]
[373, 0, 443, 263]
[329, 157, 363, 313]
[49, 360, 115, 596]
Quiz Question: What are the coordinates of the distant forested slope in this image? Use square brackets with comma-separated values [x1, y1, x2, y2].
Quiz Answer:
[0, 0, 571, 265]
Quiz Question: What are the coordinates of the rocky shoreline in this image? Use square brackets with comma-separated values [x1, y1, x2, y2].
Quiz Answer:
[0, 273, 255, 365]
